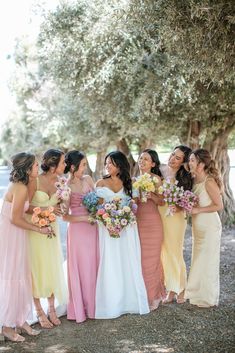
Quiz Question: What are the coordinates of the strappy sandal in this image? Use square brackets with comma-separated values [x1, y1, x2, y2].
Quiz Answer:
[176, 291, 186, 304]
[36, 309, 53, 329]
[163, 291, 176, 304]
[16, 322, 41, 336]
[47, 306, 61, 326]
[2, 327, 25, 342]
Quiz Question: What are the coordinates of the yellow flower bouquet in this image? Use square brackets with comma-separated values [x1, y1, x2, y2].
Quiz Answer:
[133, 173, 159, 202]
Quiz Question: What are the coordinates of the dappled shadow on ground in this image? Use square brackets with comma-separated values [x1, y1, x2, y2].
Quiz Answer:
[1, 227, 234, 353]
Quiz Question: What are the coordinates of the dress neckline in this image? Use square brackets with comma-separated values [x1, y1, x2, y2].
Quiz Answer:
[96, 186, 124, 194]
[36, 190, 57, 200]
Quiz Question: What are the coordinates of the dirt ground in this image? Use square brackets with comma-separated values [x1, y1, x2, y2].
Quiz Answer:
[1, 226, 234, 353]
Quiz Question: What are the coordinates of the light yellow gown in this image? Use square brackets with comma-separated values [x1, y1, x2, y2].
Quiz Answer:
[26, 179, 67, 304]
[159, 205, 187, 294]
[159, 165, 187, 294]
[185, 178, 222, 307]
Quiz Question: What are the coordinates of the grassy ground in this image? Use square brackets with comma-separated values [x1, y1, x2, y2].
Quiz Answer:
[1, 227, 234, 353]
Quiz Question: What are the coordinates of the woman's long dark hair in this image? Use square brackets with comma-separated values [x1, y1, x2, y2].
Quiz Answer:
[104, 151, 132, 197]
[64, 150, 85, 174]
[142, 149, 162, 177]
[174, 145, 193, 191]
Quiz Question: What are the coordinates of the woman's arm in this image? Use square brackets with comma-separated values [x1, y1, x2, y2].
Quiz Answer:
[11, 184, 50, 234]
[191, 178, 223, 215]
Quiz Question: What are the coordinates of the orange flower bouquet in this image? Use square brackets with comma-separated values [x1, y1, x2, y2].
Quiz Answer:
[32, 206, 56, 239]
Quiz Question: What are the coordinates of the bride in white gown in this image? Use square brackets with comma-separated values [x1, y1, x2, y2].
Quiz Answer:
[95, 151, 149, 319]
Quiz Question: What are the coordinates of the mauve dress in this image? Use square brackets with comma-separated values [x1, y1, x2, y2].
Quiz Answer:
[67, 180, 99, 323]
[136, 198, 165, 305]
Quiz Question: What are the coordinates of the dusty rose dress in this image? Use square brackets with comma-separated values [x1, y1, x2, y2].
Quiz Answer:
[67, 180, 99, 323]
[0, 200, 32, 331]
[136, 199, 165, 306]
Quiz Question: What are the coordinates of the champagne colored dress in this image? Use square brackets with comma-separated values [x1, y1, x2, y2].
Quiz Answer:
[0, 200, 32, 330]
[26, 179, 67, 304]
[159, 165, 187, 294]
[185, 178, 222, 307]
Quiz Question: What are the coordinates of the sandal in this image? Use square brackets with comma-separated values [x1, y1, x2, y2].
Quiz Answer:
[163, 291, 176, 304]
[150, 299, 161, 311]
[2, 327, 25, 342]
[48, 307, 61, 326]
[36, 309, 53, 329]
[176, 291, 186, 304]
[17, 322, 41, 336]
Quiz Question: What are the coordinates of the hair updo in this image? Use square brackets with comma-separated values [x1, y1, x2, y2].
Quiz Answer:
[192, 148, 223, 190]
[9, 152, 35, 185]
[64, 150, 85, 174]
[41, 149, 64, 172]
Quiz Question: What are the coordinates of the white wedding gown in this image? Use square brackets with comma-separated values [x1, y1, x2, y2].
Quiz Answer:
[95, 187, 149, 319]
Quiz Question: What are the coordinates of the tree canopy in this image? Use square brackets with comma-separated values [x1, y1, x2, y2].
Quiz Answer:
[1, 0, 235, 222]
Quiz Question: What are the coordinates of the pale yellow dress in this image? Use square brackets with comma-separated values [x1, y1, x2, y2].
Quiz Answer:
[159, 165, 187, 294]
[159, 205, 187, 294]
[26, 179, 67, 304]
[185, 178, 222, 307]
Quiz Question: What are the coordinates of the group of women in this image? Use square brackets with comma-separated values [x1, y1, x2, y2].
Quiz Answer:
[0, 145, 223, 342]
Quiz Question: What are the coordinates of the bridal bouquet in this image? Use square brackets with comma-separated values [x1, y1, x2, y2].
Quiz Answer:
[133, 173, 159, 202]
[95, 197, 137, 238]
[32, 206, 56, 238]
[82, 191, 99, 216]
[55, 176, 71, 214]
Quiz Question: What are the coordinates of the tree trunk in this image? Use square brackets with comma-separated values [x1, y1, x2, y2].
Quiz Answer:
[186, 120, 201, 149]
[94, 150, 107, 181]
[116, 138, 137, 176]
[203, 119, 235, 225]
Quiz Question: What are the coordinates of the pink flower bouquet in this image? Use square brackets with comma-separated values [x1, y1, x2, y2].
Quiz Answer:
[55, 176, 71, 214]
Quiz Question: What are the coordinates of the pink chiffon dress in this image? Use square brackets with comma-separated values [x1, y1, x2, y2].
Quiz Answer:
[0, 200, 32, 331]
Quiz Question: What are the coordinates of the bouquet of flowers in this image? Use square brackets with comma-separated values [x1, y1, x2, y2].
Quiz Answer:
[133, 173, 159, 202]
[82, 191, 99, 216]
[55, 177, 71, 214]
[158, 180, 198, 216]
[177, 190, 199, 215]
[95, 197, 137, 238]
[158, 179, 184, 216]
[32, 206, 56, 238]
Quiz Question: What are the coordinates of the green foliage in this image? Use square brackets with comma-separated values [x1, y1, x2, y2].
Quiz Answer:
[0, 0, 234, 159]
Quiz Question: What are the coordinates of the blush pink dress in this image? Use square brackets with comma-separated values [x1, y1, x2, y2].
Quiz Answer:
[0, 200, 32, 331]
[67, 180, 99, 323]
[136, 198, 165, 306]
